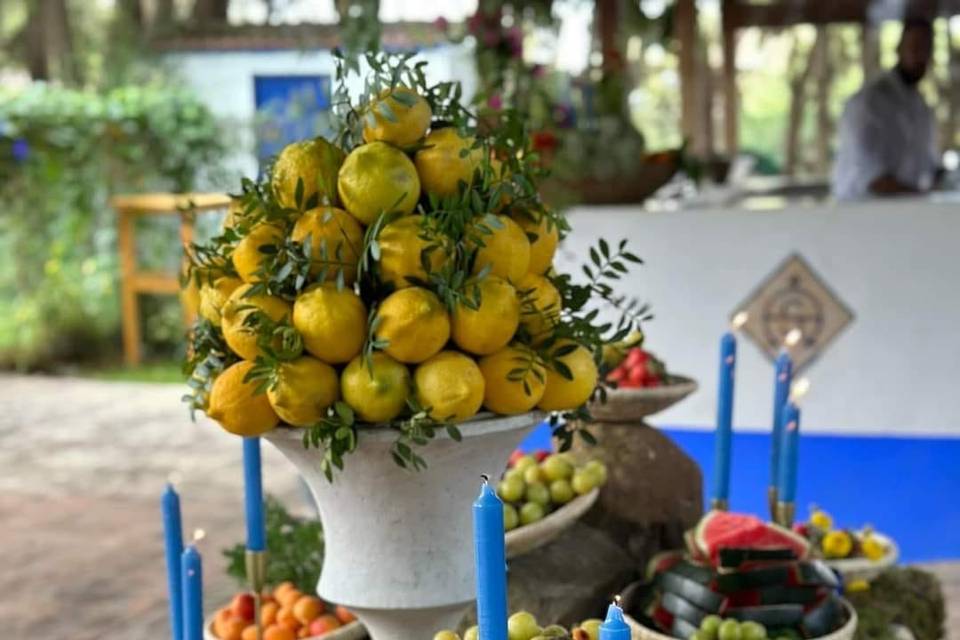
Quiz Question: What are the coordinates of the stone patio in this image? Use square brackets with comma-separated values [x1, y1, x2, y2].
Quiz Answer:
[0, 373, 956, 639]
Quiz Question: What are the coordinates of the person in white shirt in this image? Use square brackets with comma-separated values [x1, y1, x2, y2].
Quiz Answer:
[832, 18, 939, 200]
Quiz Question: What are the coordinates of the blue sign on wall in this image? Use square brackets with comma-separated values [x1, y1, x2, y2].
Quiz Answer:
[253, 75, 333, 169]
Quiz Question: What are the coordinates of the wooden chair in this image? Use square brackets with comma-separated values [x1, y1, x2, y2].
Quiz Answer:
[112, 193, 232, 366]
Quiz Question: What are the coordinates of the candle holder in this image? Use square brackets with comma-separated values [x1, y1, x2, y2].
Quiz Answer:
[767, 486, 778, 521]
[245, 550, 267, 640]
[774, 501, 795, 528]
[710, 498, 729, 511]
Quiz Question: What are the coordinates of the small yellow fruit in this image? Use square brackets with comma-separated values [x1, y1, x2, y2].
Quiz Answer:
[414, 127, 482, 196]
[362, 87, 432, 147]
[432, 631, 460, 640]
[232, 223, 283, 283]
[290, 206, 364, 284]
[266, 356, 340, 427]
[478, 345, 546, 415]
[220, 285, 293, 360]
[198, 276, 243, 326]
[537, 340, 599, 412]
[822, 530, 854, 559]
[810, 509, 833, 531]
[451, 276, 520, 355]
[513, 210, 559, 275]
[271, 137, 346, 209]
[374, 287, 450, 364]
[861, 534, 888, 561]
[846, 579, 870, 592]
[337, 141, 421, 225]
[516, 273, 561, 343]
[341, 352, 411, 423]
[207, 361, 280, 436]
[414, 351, 485, 422]
[293, 284, 367, 364]
[377, 215, 447, 289]
[470, 215, 530, 283]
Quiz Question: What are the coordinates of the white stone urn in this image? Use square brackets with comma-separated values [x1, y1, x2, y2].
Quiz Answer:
[264, 412, 543, 639]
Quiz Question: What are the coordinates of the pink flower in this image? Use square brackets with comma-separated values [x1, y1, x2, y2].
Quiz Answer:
[487, 94, 503, 110]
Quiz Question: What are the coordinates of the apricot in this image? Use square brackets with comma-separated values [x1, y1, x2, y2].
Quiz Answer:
[214, 608, 235, 637]
[262, 601, 280, 626]
[308, 614, 342, 635]
[264, 625, 297, 640]
[334, 605, 356, 624]
[292, 595, 325, 625]
[241, 626, 258, 640]
[231, 592, 256, 623]
[276, 607, 301, 632]
[298, 628, 311, 639]
[219, 617, 247, 640]
[277, 589, 303, 608]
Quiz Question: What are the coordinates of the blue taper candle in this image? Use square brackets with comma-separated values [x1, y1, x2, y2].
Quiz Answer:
[474, 477, 508, 640]
[181, 545, 203, 640]
[712, 331, 737, 505]
[242, 437, 266, 551]
[161, 484, 184, 640]
[777, 402, 801, 503]
[770, 352, 793, 487]
[599, 600, 631, 640]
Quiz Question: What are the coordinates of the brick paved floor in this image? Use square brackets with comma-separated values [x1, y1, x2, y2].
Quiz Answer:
[0, 373, 956, 639]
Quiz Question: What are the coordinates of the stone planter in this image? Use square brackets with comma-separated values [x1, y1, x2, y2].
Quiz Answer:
[264, 412, 543, 640]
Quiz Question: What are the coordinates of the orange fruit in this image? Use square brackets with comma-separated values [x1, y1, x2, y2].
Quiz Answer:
[276, 606, 301, 631]
[213, 609, 235, 638]
[273, 581, 295, 598]
[277, 588, 303, 608]
[219, 618, 246, 640]
[293, 595, 325, 625]
[241, 626, 258, 640]
[335, 605, 357, 624]
[308, 614, 343, 635]
[262, 601, 280, 626]
[264, 626, 297, 640]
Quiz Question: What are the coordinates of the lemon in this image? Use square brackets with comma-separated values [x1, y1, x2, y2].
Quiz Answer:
[478, 345, 546, 414]
[337, 141, 421, 225]
[374, 287, 450, 364]
[414, 351, 485, 422]
[861, 534, 887, 561]
[415, 127, 482, 196]
[207, 361, 280, 436]
[341, 352, 411, 423]
[471, 214, 530, 283]
[290, 206, 363, 284]
[271, 137, 346, 209]
[822, 530, 853, 558]
[198, 276, 243, 326]
[537, 340, 599, 411]
[377, 214, 447, 289]
[220, 284, 293, 360]
[810, 508, 833, 531]
[516, 273, 561, 343]
[232, 223, 283, 283]
[513, 210, 559, 275]
[293, 284, 367, 364]
[451, 276, 520, 355]
[362, 87, 432, 147]
[266, 356, 340, 427]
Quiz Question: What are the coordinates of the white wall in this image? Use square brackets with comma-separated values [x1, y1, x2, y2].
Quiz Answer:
[558, 199, 960, 437]
[165, 45, 477, 180]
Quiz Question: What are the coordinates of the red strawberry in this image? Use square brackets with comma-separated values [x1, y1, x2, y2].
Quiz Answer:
[625, 348, 648, 368]
[627, 365, 646, 386]
[535, 450, 549, 462]
[606, 367, 625, 382]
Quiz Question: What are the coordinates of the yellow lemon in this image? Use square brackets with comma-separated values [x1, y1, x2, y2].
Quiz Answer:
[375, 287, 450, 363]
[271, 137, 346, 210]
[292, 284, 367, 364]
[290, 206, 364, 284]
[822, 530, 854, 559]
[861, 534, 888, 561]
[414, 351, 485, 422]
[513, 210, 559, 275]
[377, 214, 446, 289]
[198, 276, 243, 326]
[537, 340, 599, 411]
[810, 509, 833, 531]
[341, 352, 411, 423]
[846, 579, 870, 593]
[362, 86, 432, 147]
[516, 273, 561, 343]
[207, 361, 280, 436]
[470, 214, 530, 283]
[232, 223, 283, 283]
[415, 127, 482, 196]
[266, 356, 340, 427]
[451, 276, 520, 355]
[478, 345, 546, 415]
[337, 141, 421, 225]
[220, 284, 293, 361]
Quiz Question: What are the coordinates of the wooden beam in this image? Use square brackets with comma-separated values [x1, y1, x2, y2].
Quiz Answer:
[676, 0, 701, 153]
[722, 0, 740, 156]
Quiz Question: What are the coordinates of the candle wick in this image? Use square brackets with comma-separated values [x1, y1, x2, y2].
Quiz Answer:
[480, 473, 490, 484]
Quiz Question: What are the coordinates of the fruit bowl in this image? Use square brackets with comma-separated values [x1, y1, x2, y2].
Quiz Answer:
[204, 615, 366, 640]
[823, 532, 899, 583]
[627, 600, 858, 640]
[505, 487, 599, 558]
[589, 376, 698, 422]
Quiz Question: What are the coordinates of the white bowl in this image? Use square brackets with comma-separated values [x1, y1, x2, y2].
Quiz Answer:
[505, 487, 599, 558]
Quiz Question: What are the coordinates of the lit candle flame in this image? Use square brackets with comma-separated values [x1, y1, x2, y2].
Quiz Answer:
[784, 328, 802, 348]
[731, 311, 749, 330]
[614, 594, 622, 607]
[790, 377, 811, 403]
[192, 528, 206, 543]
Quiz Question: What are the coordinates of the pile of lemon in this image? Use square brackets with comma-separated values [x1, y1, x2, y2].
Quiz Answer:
[197, 86, 598, 438]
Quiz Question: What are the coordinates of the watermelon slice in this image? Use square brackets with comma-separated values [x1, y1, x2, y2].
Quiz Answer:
[646, 549, 684, 581]
[693, 511, 810, 566]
